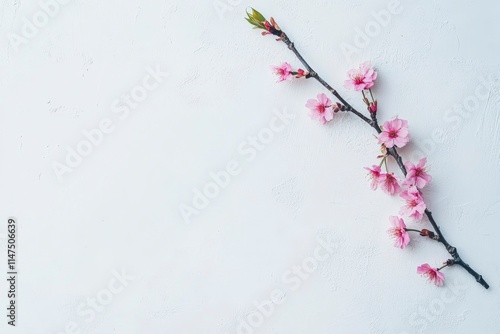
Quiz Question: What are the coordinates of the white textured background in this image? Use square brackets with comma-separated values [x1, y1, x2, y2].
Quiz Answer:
[1, 0, 500, 333]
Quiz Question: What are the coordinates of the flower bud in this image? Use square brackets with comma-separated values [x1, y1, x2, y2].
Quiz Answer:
[295, 69, 308, 78]
[420, 229, 438, 240]
[245, 8, 282, 37]
[246, 8, 266, 27]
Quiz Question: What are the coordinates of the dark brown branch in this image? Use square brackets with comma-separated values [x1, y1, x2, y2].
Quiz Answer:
[281, 35, 373, 126]
[278, 32, 490, 289]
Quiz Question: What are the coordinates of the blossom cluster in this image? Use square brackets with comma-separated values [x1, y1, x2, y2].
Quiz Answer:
[246, 7, 490, 289]
[270, 59, 445, 286]
[348, 64, 442, 286]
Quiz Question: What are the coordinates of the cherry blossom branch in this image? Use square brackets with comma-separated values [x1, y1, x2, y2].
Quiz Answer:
[376, 124, 489, 288]
[281, 35, 373, 126]
[423, 210, 489, 288]
[246, 8, 489, 289]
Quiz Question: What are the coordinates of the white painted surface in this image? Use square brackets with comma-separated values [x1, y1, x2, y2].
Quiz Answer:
[1, 0, 500, 333]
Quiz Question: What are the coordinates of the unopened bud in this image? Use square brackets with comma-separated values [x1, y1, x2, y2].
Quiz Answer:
[420, 229, 439, 240]
[295, 69, 308, 78]
[270, 17, 281, 31]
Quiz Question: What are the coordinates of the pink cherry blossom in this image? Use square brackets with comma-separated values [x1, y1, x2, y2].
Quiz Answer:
[403, 157, 432, 188]
[272, 62, 293, 82]
[344, 61, 377, 91]
[305, 93, 334, 124]
[417, 263, 445, 287]
[387, 216, 410, 249]
[380, 173, 401, 195]
[364, 165, 383, 190]
[399, 185, 426, 220]
[378, 118, 410, 148]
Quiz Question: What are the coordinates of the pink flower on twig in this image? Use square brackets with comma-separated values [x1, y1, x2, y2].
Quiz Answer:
[387, 216, 410, 249]
[403, 158, 432, 189]
[272, 62, 293, 82]
[380, 173, 401, 195]
[344, 61, 377, 91]
[305, 93, 334, 124]
[365, 165, 383, 190]
[417, 263, 445, 286]
[400, 185, 426, 220]
[378, 118, 410, 148]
